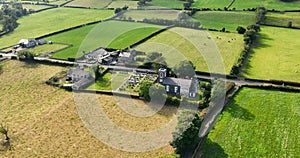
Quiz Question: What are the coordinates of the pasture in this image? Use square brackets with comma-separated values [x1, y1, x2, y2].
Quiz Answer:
[115, 10, 180, 21]
[0, 8, 114, 48]
[265, 12, 300, 28]
[46, 21, 163, 59]
[65, 0, 112, 8]
[193, 0, 300, 10]
[0, 60, 175, 157]
[22, 4, 53, 11]
[243, 26, 300, 82]
[135, 27, 244, 74]
[202, 87, 300, 157]
[108, 0, 138, 9]
[192, 11, 256, 32]
[22, 43, 70, 56]
[145, 0, 184, 9]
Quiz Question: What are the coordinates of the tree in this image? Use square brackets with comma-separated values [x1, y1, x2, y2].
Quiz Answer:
[255, 6, 267, 24]
[174, 60, 195, 79]
[114, 8, 122, 14]
[149, 83, 166, 103]
[177, 12, 189, 21]
[170, 110, 202, 156]
[236, 26, 246, 34]
[139, 80, 153, 101]
[17, 50, 35, 60]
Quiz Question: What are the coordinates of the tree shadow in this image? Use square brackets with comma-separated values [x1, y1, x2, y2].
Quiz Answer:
[252, 33, 273, 49]
[201, 138, 228, 158]
[21, 61, 39, 68]
[225, 101, 255, 121]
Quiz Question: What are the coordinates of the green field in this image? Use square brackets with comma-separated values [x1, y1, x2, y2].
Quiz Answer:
[108, 27, 161, 49]
[45, 21, 163, 59]
[192, 11, 256, 32]
[243, 26, 300, 82]
[65, 0, 112, 8]
[22, 4, 53, 11]
[265, 12, 300, 28]
[145, 0, 184, 9]
[23, 43, 70, 56]
[193, 0, 300, 10]
[0, 8, 114, 48]
[115, 10, 180, 21]
[108, 0, 138, 9]
[136, 27, 244, 74]
[202, 88, 300, 157]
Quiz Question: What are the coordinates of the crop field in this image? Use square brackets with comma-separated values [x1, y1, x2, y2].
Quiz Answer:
[243, 26, 300, 82]
[23, 43, 70, 56]
[115, 10, 180, 21]
[136, 27, 244, 74]
[65, 0, 112, 8]
[265, 12, 300, 28]
[108, 0, 138, 9]
[0, 8, 114, 49]
[192, 11, 256, 32]
[0, 60, 175, 157]
[202, 88, 300, 157]
[46, 21, 163, 59]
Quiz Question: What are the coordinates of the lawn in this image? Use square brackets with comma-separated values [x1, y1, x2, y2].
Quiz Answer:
[115, 9, 180, 21]
[265, 12, 300, 28]
[0, 60, 175, 157]
[22, 43, 70, 56]
[65, 0, 112, 8]
[202, 87, 300, 157]
[192, 11, 256, 32]
[135, 27, 244, 74]
[0, 8, 114, 48]
[46, 21, 163, 59]
[108, 27, 161, 49]
[243, 26, 300, 82]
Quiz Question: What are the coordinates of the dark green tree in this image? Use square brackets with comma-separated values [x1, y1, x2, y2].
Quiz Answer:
[174, 60, 195, 79]
[139, 80, 153, 101]
[236, 26, 246, 34]
[170, 110, 202, 156]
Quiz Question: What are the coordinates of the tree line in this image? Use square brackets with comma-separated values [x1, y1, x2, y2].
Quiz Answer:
[0, 3, 28, 33]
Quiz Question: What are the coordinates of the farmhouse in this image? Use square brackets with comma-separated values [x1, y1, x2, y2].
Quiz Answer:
[158, 68, 198, 98]
[67, 67, 91, 82]
[118, 50, 136, 63]
[19, 38, 37, 48]
[85, 48, 108, 61]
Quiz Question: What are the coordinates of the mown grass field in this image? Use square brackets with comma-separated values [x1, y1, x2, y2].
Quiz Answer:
[0, 8, 114, 48]
[192, 11, 256, 32]
[193, 0, 300, 10]
[265, 12, 300, 28]
[108, 0, 138, 9]
[115, 10, 180, 21]
[108, 27, 161, 49]
[0, 60, 175, 157]
[65, 0, 112, 8]
[136, 27, 244, 74]
[202, 88, 300, 157]
[145, 0, 184, 9]
[243, 26, 300, 82]
[22, 4, 53, 11]
[46, 21, 163, 59]
[23, 43, 69, 55]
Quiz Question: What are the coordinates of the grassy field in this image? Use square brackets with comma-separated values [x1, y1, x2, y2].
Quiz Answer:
[135, 27, 244, 74]
[192, 11, 256, 32]
[202, 87, 300, 157]
[265, 12, 300, 28]
[145, 0, 184, 9]
[0, 60, 175, 157]
[193, 0, 300, 10]
[46, 21, 163, 59]
[243, 26, 300, 82]
[115, 10, 180, 21]
[108, 27, 161, 49]
[0, 8, 114, 49]
[22, 4, 53, 11]
[108, 0, 138, 9]
[23, 43, 70, 56]
[65, 0, 112, 8]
